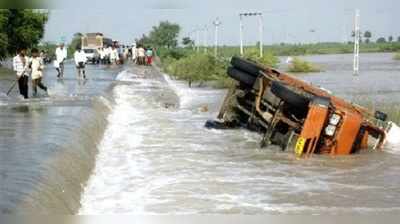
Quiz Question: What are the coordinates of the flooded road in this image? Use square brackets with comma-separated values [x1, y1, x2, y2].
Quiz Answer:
[1, 53, 400, 214]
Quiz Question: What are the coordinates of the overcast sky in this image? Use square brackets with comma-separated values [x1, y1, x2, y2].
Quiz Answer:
[43, 0, 399, 45]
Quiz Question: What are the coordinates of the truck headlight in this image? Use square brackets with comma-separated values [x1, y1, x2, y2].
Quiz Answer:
[329, 114, 341, 126]
[325, 125, 336, 136]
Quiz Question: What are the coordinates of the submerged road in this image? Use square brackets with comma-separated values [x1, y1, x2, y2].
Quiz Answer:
[1, 53, 400, 214]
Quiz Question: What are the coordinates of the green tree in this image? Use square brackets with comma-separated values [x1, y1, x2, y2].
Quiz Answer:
[5, 9, 48, 55]
[364, 31, 372, 43]
[398, 36, 400, 42]
[0, 10, 9, 60]
[388, 36, 393, 42]
[68, 32, 83, 57]
[376, 37, 386, 43]
[148, 21, 180, 48]
[182, 37, 194, 48]
[136, 34, 151, 47]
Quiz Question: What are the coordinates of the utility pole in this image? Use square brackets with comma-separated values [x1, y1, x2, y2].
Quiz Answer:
[213, 18, 222, 57]
[239, 14, 244, 56]
[203, 25, 208, 53]
[258, 13, 264, 57]
[196, 29, 200, 53]
[239, 12, 263, 57]
[353, 9, 360, 76]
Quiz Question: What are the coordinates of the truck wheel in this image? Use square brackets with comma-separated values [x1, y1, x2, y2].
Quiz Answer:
[271, 81, 310, 111]
[231, 56, 264, 77]
[227, 67, 257, 87]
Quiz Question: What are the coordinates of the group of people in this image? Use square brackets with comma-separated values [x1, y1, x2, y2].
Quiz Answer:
[11, 43, 90, 99]
[133, 45, 154, 66]
[12, 47, 48, 99]
[97, 45, 120, 65]
[11, 42, 155, 99]
[97, 44, 154, 66]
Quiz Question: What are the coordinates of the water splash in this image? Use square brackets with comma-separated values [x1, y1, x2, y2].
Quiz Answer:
[386, 122, 400, 145]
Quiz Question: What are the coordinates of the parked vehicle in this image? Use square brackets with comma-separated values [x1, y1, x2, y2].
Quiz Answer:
[207, 57, 391, 158]
[83, 48, 99, 64]
[81, 33, 112, 64]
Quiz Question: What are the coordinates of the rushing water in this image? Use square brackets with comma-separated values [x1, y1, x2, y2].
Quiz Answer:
[1, 53, 400, 214]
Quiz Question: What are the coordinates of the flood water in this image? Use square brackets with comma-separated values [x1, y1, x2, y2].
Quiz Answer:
[1, 53, 400, 214]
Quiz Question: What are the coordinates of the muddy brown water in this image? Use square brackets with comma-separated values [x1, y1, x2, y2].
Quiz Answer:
[1, 53, 400, 214]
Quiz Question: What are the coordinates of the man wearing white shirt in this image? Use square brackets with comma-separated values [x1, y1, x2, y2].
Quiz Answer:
[55, 43, 67, 78]
[98, 47, 106, 64]
[74, 47, 88, 80]
[105, 45, 112, 64]
[137, 46, 145, 65]
[109, 45, 119, 65]
[12, 47, 30, 99]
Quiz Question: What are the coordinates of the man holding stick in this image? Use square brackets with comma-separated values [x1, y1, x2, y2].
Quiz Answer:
[12, 47, 30, 99]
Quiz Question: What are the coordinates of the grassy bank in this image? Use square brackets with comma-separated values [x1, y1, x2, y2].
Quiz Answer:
[218, 42, 400, 57]
[288, 57, 322, 73]
[159, 48, 279, 88]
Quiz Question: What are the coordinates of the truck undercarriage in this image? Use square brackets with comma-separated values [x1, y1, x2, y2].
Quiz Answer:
[206, 57, 390, 158]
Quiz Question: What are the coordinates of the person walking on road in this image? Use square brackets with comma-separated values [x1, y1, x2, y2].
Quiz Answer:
[12, 47, 30, 99]
[131, 45, 137, 63]
[109, 45, 119, 65]
[74, 47, 88, 80]
[30, 48, 48, 97]
[137, 45, 145, 65]
[99, 47, 106, 64]
[55, 43, 67, 78]
[146, 47, 153, 66]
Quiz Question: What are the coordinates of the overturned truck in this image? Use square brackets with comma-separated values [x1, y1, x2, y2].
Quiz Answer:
[207, 57, 392, 158]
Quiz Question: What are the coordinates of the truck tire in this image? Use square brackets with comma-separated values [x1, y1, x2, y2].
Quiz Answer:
[231, 56, 264, 77]
[270, 81, 310, 111]
[227, 67, 257, 87]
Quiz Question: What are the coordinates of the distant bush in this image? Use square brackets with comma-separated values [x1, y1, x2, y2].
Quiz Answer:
[243, 48, 279, 67]
[162, 52, 229, 87]
[287, 57, 321, 73]
[158, 48, 189, 60]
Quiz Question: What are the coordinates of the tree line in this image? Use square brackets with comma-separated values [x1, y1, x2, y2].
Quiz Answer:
[353, 30, 400, 44]
[0, 9, 48, 60]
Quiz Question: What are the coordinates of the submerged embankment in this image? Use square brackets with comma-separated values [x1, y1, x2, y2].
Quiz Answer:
[0, 62, 119, 213]
[1, 53, 400, 214]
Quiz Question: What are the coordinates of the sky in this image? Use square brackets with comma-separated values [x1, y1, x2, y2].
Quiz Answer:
[43, 0, 400, 45]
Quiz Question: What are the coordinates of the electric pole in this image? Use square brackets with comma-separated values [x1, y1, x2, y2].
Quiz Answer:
[213, 18, 222, 57]
[239, 12, 263, 57]
[196, 29, 200, 53]
[353, 9, 360, 76]
[239, 14, 244, 56]
[203, 25, 208, 53]
[258, 13, 264, 57]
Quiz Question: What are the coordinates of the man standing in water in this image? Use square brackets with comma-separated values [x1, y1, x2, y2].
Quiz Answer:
[109, 45, 119, 65]
[12, 47, 30, 99]
[55, 43, 67, 78]
[74, 47, 88, 80]
[30, 48, 48, 97]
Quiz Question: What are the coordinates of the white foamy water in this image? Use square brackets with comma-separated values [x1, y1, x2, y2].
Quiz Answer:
[79, 69, 400, 215]
[387, 122, 400, 145]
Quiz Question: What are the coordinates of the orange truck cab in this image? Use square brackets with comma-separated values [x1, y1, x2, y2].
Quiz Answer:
[208, 57, 389, 158]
